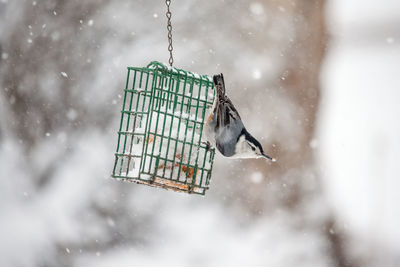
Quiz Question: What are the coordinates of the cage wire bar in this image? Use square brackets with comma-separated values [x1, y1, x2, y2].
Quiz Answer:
[112, 61, 216, 195]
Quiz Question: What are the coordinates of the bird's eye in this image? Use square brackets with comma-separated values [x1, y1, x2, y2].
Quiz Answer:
[251, 146, 256, 151]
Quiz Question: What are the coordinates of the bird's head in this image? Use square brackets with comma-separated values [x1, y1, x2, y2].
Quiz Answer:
[234, 130, 275, 161]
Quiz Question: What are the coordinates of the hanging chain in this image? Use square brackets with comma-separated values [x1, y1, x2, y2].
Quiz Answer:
[165, 0, 174, 66]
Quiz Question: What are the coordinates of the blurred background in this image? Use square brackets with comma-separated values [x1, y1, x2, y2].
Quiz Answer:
[0, 0, 399, 266]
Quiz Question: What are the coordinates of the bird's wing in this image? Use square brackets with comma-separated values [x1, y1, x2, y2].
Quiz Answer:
[215, 97, 242, 131]
[212, 74, 242, 130]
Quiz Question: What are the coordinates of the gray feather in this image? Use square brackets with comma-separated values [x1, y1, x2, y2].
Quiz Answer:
[210, 74, 244, 157]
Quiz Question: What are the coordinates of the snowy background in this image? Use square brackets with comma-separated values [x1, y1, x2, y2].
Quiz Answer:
[319, 0, 400, 265]
[0, 0, 399, 266]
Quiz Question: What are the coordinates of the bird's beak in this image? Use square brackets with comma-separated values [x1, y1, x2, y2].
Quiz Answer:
[262, 153, 276, 162]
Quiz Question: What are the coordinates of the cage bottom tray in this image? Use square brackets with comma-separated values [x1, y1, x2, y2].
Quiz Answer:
[112, 175, 207, 195]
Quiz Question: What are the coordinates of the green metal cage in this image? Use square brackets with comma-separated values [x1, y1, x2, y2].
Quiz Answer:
[112, 61, 216, 195]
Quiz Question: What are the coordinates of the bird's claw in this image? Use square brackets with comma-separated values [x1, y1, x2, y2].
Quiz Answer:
[202, 141, 212, 151]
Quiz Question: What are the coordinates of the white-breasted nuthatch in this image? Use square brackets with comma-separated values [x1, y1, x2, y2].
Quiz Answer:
[205, 74, 275, 161]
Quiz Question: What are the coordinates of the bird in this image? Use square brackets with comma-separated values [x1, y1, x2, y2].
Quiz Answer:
[204, 73, 275, 161]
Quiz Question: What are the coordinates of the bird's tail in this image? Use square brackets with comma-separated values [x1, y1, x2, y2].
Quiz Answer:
[213, 73, 225, 98]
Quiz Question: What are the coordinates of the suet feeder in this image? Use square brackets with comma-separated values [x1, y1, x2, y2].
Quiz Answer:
[112, 61, 216, 195]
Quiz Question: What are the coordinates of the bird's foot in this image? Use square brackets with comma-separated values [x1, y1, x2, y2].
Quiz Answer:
[202, 141, 212, 151]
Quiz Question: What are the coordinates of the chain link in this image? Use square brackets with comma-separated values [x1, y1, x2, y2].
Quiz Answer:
[165, 0, 173, 66]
